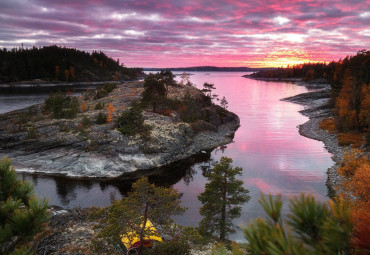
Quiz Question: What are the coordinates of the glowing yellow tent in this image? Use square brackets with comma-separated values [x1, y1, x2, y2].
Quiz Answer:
[121, 219, 162, 250]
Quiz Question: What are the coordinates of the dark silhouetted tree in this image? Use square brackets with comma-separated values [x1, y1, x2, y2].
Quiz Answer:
[142, 73, 166, 113]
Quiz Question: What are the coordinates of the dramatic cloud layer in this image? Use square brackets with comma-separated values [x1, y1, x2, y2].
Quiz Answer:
[0, 0, 369, 67]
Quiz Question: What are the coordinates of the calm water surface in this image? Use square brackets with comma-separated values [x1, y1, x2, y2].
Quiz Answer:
[3, 72, 334, 241]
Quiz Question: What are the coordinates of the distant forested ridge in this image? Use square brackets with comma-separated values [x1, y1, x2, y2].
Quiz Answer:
[144, 66, 275, 72]
[249, 50, 370, 134]
[0, 45, 142, 83]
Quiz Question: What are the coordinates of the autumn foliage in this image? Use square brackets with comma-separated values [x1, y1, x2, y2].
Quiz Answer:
[106, 102, 115, 122]
[319, 118, 336, 133]
[252, 50, 369, 145]
[336, 149, 370, 252]
[337, 133, 364, 148]
[80, 101, 87, 112]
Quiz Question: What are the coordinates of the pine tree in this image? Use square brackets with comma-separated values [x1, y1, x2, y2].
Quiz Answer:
[202, 82, 215, 97]
[244, 194, 353, 255]
[198, 157, 250, 241]
[95, 111, 107, 125]
[220, 96, 228, 109]
[142, 73, 166, 113]
[92, 177, 186, 255]
[0, 157, 49, 254]
[159, 70, 176, 98]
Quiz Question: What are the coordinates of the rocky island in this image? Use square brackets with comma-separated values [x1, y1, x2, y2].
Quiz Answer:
[0, 77, 239, 178]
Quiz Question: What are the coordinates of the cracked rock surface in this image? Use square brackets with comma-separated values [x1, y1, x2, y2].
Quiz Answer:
[0, 81, 239, 178]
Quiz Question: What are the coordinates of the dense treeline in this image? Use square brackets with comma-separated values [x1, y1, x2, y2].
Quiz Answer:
[249, 62, 327, 81]
[250, 50, 370, 134]
[0, 45, 142, 83]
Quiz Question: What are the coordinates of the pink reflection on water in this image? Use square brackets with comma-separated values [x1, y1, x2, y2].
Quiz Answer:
[171, 72, 334, 238]
[245, 178, 275, 194]
[245, 177, 323, 199]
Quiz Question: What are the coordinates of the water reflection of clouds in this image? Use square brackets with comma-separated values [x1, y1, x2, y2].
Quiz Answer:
[245, 177, 323, 200]
[16, 72, 335, 240]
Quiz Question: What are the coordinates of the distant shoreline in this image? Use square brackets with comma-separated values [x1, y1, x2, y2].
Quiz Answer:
[144, 66, 275, 72]
[0, 80, 130, 94]
[242, 75, 301, 82]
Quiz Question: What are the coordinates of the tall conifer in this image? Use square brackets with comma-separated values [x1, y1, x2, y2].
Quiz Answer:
[198, 157, 250, 241]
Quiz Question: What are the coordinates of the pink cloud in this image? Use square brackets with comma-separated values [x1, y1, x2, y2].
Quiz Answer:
[0, 0, 368, 67]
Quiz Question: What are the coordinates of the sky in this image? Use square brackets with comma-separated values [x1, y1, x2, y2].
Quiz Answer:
[0, 0, 369, 68]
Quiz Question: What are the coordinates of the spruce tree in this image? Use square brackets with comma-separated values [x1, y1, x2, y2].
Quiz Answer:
[0, 157, 49, 254]
[198, 157, 250, 241]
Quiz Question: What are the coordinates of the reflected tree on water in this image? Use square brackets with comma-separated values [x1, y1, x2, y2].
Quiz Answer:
[182, 166, 197, 185]
[55, 178, 93, 206]
[214, 145, 228, 155]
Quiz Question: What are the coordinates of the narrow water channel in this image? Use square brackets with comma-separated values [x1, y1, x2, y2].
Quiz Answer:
[3, 72, 334, 241]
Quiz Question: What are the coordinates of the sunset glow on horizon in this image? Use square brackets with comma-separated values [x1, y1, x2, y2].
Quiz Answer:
[0, 0, 369, 68]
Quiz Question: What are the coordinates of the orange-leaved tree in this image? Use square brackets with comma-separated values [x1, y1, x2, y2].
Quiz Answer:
[106, 102, 115, 122]
[359, 84, 370, 132]
[81, 101, 87, 112]
[337, 149, 370, 252]
[335, 69, 357, 130]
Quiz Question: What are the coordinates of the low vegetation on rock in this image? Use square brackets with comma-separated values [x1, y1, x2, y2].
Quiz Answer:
[44, 92, 80, 119]
[0, 70, 239, 177]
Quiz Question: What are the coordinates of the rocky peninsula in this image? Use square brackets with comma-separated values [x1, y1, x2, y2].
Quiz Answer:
[0, 81, 239, 178]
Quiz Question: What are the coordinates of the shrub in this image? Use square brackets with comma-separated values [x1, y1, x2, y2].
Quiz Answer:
[82, 116, 90, 127]
[58, 123, 71, 132]
[337, 133, 364, 147]
[144, 239, 191, 255]
[178, 91, 198, 122]
[80, 101, 88, 112]
[94, 102, 105, 110]
[44, 93, 80, 119]
[96, 112, 107, 124]
[94, 83, 117, 99]
[116, 101, 150, 136]
[156, 109, 174, 117]
[319, 118, 336, 133]
[210, 243, 229, 255]
[27, 126, 39, 139]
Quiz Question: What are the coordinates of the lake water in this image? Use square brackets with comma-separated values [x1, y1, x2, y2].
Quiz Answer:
[1, 72, 334, 242]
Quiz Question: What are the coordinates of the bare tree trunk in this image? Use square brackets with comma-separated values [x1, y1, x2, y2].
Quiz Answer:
[138, 204, 148, 255]
[220, 175, 227, 241]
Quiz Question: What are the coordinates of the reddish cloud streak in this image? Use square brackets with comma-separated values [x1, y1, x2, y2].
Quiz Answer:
[0, 0, 368, 67]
